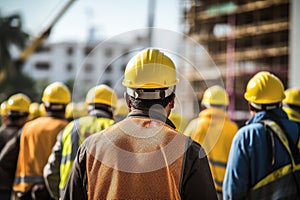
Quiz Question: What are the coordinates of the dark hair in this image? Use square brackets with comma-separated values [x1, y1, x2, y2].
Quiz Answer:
[129, 93, 175, 110]
[7, 111, 29, 121]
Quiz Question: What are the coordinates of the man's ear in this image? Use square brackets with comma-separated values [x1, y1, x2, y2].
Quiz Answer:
[169, 94, 175, 109]
[124, 92, 132, 109]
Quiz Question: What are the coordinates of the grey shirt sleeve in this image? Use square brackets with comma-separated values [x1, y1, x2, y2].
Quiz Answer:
[43, 131, 63, 200]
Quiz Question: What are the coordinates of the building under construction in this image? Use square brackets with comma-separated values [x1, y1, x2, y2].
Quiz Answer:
[182, 0, 290, 126]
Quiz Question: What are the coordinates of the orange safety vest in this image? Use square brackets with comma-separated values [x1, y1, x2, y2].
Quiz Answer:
[14, 116, 68, 192]
[85, 118, 187, 199]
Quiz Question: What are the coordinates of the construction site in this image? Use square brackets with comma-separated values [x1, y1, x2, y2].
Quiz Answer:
[181, 0, 293, 126]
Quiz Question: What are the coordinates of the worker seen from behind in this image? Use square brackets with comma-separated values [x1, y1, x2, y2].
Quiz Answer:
[282, 88, 300, 123]
[62, 48, 217, 199]
[184, 85, 238, 199]
[44, 84, 117, 199]
[0, 94, 30, 153]
[0, 101, 9, 126]
[13, 82, 71, 200]
[0, 93, 30, 200]
[223, 71, 300, 199]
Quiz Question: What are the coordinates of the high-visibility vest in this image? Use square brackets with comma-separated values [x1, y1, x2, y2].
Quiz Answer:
[249, 120, 300, 199]
[59, 116, 114, 195]
[183, 108, 238, 192]
[14, 116, 68, 192]
[85, 118, 186, 199]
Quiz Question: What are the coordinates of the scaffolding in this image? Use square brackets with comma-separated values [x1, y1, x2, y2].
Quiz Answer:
[182, 0, 290, 126]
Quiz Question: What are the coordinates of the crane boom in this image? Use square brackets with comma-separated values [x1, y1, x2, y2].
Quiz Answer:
[17, 0, 77, 64]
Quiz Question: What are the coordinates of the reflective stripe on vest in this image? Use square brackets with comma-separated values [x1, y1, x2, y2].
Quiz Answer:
[251, 120, 299, 192]
[209, 158, 227, 189]
[14, 176, 44, 184]
[59, 117, 114, 192]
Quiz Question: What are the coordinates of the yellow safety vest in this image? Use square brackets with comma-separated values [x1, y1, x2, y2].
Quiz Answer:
[183, 108, 238, 192]
[59, 116, 114, 195]
[249, 120, 300, 199]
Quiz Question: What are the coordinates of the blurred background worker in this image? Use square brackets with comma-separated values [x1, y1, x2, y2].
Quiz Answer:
[0, 101, 9, 126]
[63, 48, 217, 200]
[282, 88, 300, 123]
[44, 84, 117, 199]
[223, 71, 300, 199]
[0, 93, 30, 153]
[184, 85, 238, 199]
[169, 111, 188, 133]
[13, 82, 71, 200]
[28, 102, 41, 121]
[64, 102, 77, 122]
[0, 93, 30, 200]
[113, 98, 129, 123]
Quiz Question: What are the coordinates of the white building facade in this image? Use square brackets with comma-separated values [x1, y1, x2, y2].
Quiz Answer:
[23, 40, 142, 101]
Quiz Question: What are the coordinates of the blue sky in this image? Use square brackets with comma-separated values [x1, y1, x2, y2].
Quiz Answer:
[1, 0, 181, 42]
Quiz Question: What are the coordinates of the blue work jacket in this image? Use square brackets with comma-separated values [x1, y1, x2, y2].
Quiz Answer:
[223, 108, 300, 199]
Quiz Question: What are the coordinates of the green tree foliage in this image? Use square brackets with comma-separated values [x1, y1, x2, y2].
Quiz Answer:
[0, 13, 38, 102]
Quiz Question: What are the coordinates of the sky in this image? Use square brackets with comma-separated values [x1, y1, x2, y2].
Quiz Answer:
[0, 0, 182, 43]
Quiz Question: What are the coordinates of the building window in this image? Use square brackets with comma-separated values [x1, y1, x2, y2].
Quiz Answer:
[35, 46, 50, 53]
[35, 62, 50, 70]
[121, 64, 126, 72]
[85, 46, 93, 56]
[105, 48, 113, 57]
[67, 47, 73, 56]
[103, 80, 111, 87]
[66, 63, 73, 72]
[84, 64, 93, 73]
[106, 64, 112, 73]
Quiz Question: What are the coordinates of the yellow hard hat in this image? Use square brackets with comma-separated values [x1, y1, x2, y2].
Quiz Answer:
[85, 84, 117, 108]
[39, 103, 46, 116]
[7, 93, 31, 113]
[122, 48, 178, 89]
[65, 102, 75, 119]
[244, 71, 285, 104]
[42, 82, 71, 104]
[28, 102, 40, 120]
[1, 101, 8, 116]
[283, 88, 300, 106]
[114, 98, 129, 116]
[201, 85, 229, 106]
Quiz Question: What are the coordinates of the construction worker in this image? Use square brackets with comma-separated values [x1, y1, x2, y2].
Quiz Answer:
[183, 85, 238, 199]
[62, 48, 217, 199]
[223, 71, 300, 199]
[282, 88, 300, 123]
[0, 93, 30, 200]
[0, 101, 9, 126]
[43, 84, 117, 199]
[28, 102, 41, 121]
[0, 94, 30, 152]
[13, 82, 71, 200]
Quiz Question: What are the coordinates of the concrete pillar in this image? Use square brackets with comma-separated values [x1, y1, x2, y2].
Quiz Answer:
[289, 0, 300, 88]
